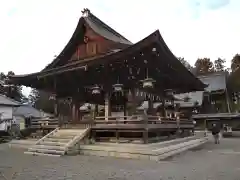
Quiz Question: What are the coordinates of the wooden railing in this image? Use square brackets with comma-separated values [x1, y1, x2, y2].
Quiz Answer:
[30, 118, 59, 129]
[33, 115, 193, 130]
[90, 116, 193, 129]
[35, 127, 59, 145]
[64, 127, 91, 152]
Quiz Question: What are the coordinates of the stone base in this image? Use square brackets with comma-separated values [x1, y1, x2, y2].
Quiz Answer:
[8, 139, 37, 149]
[8, 134, 208, 161]
[79, 136, 208, 161]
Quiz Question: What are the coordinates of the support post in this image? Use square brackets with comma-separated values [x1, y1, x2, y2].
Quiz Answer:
[72, 103, 76, 122]
[148, 98, 153, 115]
[128, 89, 137, 115]
[161, 97, 166, 117]
[123, 91, 127, 119]
[93, 104, 98, 120]
[225, 89, 231, 113]
[54, 100, 58, 117]
[75, 103, 79, 122]
[104, 92, 111, 121]
[143, 109, 149, 144]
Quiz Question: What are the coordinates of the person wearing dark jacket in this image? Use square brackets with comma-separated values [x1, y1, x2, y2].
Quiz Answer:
[212, 123, 220, 144]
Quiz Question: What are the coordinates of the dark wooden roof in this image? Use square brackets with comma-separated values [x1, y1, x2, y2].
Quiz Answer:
[44, 9, 132, 70]
[10, 30, 207, 95]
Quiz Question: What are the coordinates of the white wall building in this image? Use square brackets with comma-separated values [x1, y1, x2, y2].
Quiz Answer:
[0, 94, 19, 132]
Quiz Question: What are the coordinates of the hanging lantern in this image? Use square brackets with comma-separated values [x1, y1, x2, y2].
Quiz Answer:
[113, 83, 124, 92]
[141, 78, 156, 88]
[49, 93, 56, 100]
[113, 76, 124, 93]
[91, 85, 101, 95]
[165, 89, 174, 96]
[152, 47, 157, 52]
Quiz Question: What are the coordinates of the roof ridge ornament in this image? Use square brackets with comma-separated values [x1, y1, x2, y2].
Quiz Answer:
[81, 8, 90, 17]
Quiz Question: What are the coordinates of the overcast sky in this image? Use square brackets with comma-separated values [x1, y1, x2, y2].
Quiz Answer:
[0, 0, 239, 94]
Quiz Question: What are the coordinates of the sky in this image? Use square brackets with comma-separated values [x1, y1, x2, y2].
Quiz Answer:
[0, 0, 239, 95]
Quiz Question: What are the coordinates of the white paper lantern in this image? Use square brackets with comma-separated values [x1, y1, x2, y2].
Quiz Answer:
[91, 85, 101, 95]
[113, 83, 123, 92]
[141, 78, 156, 88]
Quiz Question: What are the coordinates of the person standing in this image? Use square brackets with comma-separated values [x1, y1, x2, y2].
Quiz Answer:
[211, 123, 220, 144]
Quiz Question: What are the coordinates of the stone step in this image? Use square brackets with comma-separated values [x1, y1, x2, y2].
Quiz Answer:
[44, 138, 70, 143]
[49, 134, 76, 139]
[28, 147, 65, 155]
[58, 129, 85, 134]
[54, 133, 83, 137]
[9, 143, 32, 149]
[24, 151, 61, 157]
[39, 141, 66, 146]
[31, 144, 66, 151]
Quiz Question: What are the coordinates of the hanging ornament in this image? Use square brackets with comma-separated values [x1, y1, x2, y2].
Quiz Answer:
[140, 68, 156, 89]
[49, 93, 56, 100]
[141, 78, 156, 88]
[165, 89, 174, 96]
[84, 36, 89, 43]
[91, 85, 101, 95]
[112, 76, 123, 93]
[152, 47, 157, 52]
[113, 83, 123, 92]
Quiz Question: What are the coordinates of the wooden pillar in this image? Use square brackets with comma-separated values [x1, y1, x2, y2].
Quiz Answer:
[75, 103, 80, 122]
[128, 89, 137, 115]
[104, 92, 111, 121]
[72, 103, 76, 122]
[161, 97, 166, 117]
[225, 90, 231, 113]
[123, 99, 127, 117]
[148, 98, 153, 115]
[93, 104, 98, 120]
[143, 109, 149, 144]
[54, 101, 58, 117]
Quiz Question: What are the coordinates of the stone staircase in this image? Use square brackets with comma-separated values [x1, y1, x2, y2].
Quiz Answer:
[24, 128, 90, 157]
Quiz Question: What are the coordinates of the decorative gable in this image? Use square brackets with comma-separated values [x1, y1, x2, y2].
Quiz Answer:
[69, 24, 118, 61]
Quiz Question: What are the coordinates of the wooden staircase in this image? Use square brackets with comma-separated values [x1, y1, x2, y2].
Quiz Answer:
[24, 128, 90, 157]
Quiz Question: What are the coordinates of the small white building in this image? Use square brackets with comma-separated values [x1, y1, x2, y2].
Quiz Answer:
[0, 94, 20, 132]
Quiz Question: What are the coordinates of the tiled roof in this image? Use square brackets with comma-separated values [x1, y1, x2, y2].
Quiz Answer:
[198, 72, 227, 92]
[0, 94, 20, 106]
[13, 104, 53, 118]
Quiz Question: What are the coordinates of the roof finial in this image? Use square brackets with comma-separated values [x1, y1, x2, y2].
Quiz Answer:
[81, 8, 90, 17]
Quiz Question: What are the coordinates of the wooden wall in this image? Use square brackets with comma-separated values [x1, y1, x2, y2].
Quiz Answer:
[69, 24, 118, 61]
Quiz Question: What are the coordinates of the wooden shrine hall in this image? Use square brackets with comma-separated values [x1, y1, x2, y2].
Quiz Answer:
[9, 8, 206, 143]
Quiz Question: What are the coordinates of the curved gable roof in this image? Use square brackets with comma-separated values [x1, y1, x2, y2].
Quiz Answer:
[44, 9, 132, 70]
[10, 30, 207, 92]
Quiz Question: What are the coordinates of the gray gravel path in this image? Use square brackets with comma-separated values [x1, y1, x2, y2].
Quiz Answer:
[0, 137, 240, 180]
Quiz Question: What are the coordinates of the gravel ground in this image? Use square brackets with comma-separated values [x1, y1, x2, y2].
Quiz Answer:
[0, 137, 240, 180]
